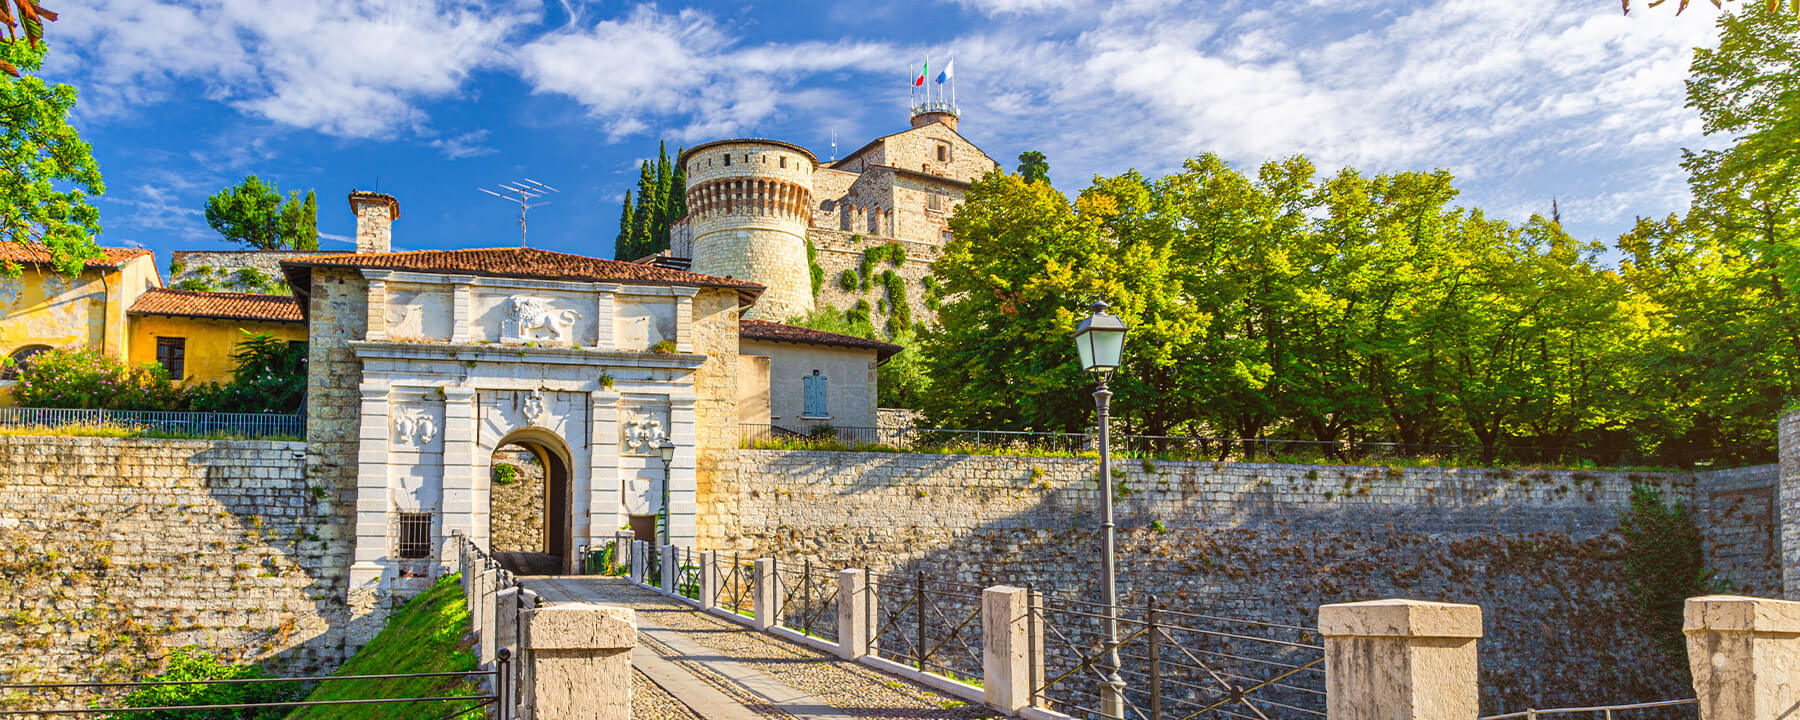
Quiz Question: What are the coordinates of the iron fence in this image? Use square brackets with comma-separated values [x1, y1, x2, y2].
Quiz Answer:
[1033, 592, 1326, 720]
[0, 655, 510, 719]
[676, 547, 700, 601]
[710, 551, 757, 618]
[741, 424, 1772, 469]
[869, 569, 987, 685]
[1479, 699, 1698, 719]
[775, 558, 841, 643]
[0, 407, 305, 440]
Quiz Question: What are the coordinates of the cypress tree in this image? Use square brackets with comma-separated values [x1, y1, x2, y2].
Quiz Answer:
[670, 145, 688, 227]
[293, 190, 319, 251]
[653, 141, 673, 250]
[614, 190, 635, 260]
[631, 161, 657, 259]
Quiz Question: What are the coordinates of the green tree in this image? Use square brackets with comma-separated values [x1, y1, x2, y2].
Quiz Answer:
[1017, 151, 1049, 184]
[0, 39, 102, 275]
[916, 171, 1113, 430]
[204, 175, 319, 250]
[186, 331, 308, 414]
[1621, 0, 1795, 15]
[629, 161, 657, 260]
[0, 1, 58, 78]
[653, 140, 673, 246]
[613, 189, 635, 259]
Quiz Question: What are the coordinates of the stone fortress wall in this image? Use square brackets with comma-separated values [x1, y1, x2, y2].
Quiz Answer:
[683, 140, 817, 321]
[700, 450, 1781, 712]
[0, 437, 344, 699]
[0, 429, 1783, 713]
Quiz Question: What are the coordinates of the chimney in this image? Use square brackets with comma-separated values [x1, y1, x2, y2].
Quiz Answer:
[348, 190, 400, 254]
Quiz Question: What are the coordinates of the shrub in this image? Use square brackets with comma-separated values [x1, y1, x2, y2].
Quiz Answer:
[493, 462, 520, 486]
[105, 646, 299, 719]
[838, 269, 859, 291]
[14, 346, 184, 410]
[186, 332, 307, 414]
[650, 339, 678, 354]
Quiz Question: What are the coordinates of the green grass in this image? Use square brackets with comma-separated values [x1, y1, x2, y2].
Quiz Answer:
[286, 574, 483, 720]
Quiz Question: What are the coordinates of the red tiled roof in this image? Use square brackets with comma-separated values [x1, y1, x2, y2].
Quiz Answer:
[739, 319, 903, 361]
[128, 289, 303, 323]
[0, 244, 151, 270]
[279, 247, 763, 305]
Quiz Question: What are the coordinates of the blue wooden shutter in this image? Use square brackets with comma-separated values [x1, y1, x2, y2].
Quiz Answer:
[803, 375, 828, 418]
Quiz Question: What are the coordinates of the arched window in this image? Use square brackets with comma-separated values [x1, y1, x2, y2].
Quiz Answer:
[2, 345, 51, 380]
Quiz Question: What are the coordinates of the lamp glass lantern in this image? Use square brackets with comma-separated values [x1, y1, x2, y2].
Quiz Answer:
[658, 439, 676, 465]
[1074, 301, 1128, 376]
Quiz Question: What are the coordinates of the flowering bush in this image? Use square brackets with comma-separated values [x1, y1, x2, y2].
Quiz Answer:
[13, 345, 185, 410]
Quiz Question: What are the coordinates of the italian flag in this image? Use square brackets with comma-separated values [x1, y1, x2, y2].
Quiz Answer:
[914, 60, 927, 87]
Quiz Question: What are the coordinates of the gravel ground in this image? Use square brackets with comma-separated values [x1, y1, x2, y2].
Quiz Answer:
[634, 668, 703, 720]
[569, 581, 999, 720]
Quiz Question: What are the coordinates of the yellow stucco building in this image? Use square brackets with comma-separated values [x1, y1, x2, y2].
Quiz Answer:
[0, 244, 306, 404]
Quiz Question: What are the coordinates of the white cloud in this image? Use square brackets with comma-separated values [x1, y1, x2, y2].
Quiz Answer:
[52, 0, 534, 138]
[513, 6, 894, 141]
[430, 129, 497, 159]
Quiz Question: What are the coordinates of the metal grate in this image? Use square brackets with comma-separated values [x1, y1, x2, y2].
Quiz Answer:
[397, 513, 433, 560]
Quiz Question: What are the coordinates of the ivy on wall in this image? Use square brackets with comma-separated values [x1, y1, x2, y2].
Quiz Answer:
[1619, 484, 1717, 660]
[806, 238, 824, 298]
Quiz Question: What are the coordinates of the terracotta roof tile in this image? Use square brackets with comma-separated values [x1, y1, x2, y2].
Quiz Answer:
[129, 289, 303, 323]
[0, 244, 151, 270]
[739, 318, 903, 360]
[279, 248, 763, 304]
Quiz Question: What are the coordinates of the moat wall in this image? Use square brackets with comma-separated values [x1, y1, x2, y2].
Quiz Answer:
[703, 450, 1779, 712]
[0, 436, 348, 705]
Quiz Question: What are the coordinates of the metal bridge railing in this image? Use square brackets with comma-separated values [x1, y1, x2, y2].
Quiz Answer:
[1480, 698, 1698, 719]
[0, 407, 305, 439]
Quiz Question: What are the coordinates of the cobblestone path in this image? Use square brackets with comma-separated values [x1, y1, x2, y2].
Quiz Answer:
[524, 577, 995, 720]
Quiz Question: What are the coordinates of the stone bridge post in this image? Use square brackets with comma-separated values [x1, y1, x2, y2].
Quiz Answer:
[521, 603, 635, 720]
[1319, 599, 1481, 720]
[1685, 595, 1800, 719]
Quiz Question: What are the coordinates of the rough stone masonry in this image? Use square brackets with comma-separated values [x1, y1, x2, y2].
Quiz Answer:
[701, 450, 1779, 713]
[0, 436, 344, 707]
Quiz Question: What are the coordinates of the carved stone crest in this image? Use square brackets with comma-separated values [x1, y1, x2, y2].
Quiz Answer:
[521, 389, 547, 424]
[392, 410, 438, 446]
[622, 416, 666, 455]
[501, 296, 578, 345]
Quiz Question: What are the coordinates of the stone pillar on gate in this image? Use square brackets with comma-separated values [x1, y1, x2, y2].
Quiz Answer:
[660, 545, 677, 595]
[614, 531, 634, 574]
[1685, 595, 1800, 719]
[699, 551, 719, 610]
[982, 585, 1038, 713]
[476, 567, 497, 665]
[838, 569, 872, 660]
[1318, 599, 1482, 720]
[521, 603, 635, 720]
[753, 558, 780, 631]
[631, 541, 647, 584]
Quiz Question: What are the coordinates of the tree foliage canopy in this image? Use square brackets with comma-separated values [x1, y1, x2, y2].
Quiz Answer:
[204, 175, 319, 251]
[0, 39, 102, 275]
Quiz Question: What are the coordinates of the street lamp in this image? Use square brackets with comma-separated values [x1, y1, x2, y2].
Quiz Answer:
[657, 438, 676, 549]
[1074, 300, 1128, 718]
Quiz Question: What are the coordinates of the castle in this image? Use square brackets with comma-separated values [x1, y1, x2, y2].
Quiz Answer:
[665, 102, 1000, 326]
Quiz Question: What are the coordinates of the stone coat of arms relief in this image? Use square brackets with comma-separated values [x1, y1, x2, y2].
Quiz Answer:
[500, 296, 579, 346]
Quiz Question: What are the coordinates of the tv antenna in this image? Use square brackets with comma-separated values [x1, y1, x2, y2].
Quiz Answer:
[478, 178, 559, 247]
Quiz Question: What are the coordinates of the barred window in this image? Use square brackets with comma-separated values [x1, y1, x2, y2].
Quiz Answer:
[397, 513, 433, 560]
[927, 194, 943, 212]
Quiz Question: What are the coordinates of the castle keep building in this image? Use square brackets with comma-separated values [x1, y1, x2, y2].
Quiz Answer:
[669, 106, 1000, 326]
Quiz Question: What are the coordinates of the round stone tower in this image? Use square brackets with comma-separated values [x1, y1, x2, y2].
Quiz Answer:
[679, 139, 817, 320]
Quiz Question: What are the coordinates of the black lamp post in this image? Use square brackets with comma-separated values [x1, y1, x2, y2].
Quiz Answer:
[1074, 300, 1128, 717]
[657, 438, 676, 549]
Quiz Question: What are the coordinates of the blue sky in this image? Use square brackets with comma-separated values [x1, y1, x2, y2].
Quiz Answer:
[44, 0, 1726, 269]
